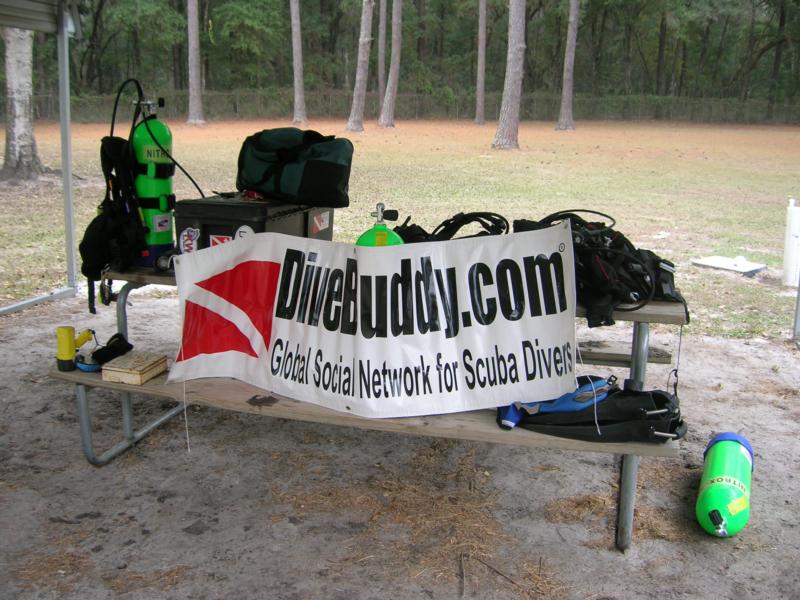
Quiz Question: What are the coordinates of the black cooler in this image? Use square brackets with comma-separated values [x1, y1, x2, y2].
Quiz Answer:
[174, 193, 334, 253]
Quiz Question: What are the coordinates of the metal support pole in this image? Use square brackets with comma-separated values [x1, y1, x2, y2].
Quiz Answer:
[76, 384, 100, 464]
[121, 394, 134, 441]
[617, 323, 649, 549]
[57, 3, 77, 289]
[616, 454, 641, 551]
[629, 322, 650, 389]
[794, 269, 800, 342]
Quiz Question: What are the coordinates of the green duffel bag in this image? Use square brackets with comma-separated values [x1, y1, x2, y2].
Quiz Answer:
[236, 127, 353, 208]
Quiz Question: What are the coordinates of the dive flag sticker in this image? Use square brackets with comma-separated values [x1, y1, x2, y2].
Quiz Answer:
[312, 211, 330, 235]
[210, 234, 233, 246]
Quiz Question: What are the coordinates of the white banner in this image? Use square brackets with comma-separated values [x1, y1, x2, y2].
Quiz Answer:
[168, 222, 576, 418]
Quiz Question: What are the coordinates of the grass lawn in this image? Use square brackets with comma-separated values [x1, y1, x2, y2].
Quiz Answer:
[2, 118, 798, 338]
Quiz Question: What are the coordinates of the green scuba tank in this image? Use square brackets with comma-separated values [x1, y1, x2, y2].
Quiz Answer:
[131, 105, 175, 266]
[356, 203, 404, 247]
[695, 432, 753, 537]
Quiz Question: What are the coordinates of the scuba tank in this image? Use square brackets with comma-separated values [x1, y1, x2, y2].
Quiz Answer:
[131, 97, 176, 266]
[695, 432, 754, 537]
[356, 203, 404, 247]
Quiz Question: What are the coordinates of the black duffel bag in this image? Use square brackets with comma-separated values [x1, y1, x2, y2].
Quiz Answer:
[236, 127, 353, 208]
[514, 384, 687, 443]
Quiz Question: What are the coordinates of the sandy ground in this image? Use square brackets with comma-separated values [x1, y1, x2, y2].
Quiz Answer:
[0, 286, 798, 600]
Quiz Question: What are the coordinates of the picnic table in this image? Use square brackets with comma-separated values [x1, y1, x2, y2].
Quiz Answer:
[51, 268, 688, 551]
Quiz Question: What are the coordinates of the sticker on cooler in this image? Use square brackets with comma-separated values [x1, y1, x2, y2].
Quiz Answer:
[210, 234, 233, 246]
[235, 225, 255, 240]
[311, 211, 330, 235]
[179, 227, 200, 253]
[152, 213, 172, 233]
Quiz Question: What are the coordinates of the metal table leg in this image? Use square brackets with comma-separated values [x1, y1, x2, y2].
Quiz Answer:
[121, 393, 134, 440]
[75, 383, 184, 466]
[116, 281, 145, 340]
[616, 453, 640, 551]
[613, 322, 651, 550]
[629, 322, 650, 389]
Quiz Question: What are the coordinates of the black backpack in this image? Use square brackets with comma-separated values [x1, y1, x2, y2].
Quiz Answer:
[514, 210, 688, 327]
[79, 82, 149, 313]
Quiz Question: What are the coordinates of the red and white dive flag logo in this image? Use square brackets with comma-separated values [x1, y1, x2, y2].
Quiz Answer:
[176, 260, 281, 361]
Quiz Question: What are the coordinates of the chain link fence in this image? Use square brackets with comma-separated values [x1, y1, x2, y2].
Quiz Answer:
[4, 89, 799, 124]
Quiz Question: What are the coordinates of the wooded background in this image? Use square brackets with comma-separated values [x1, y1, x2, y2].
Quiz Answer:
[2, 0, 799, 123]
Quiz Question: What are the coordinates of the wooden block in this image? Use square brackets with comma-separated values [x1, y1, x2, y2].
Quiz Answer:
[102, 351, 168, 385]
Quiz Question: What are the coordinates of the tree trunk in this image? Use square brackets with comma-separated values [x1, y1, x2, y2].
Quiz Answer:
[635, 30, 652, 92]
[171, 0, 185, 91]
[172, 45, 180, 91]
[186, 0, 206, 124]
[738, 1, 758, 103]
[202, 0, 211, 88]
[416, 0, 427, 63]
[591, 6, 607, 96]
[77, 0, 110, 94]
[556, 0, 579, 130]
[668, 38, 680, 95]
[767, 0, 787, 119]
[623, 22, 633, 95]
[694, 20, 711, 96]
[378, 0, 387, 102]
[712, 16, 729, 94]
[655, 11, 667, 95]
[791, 34, 800, 105]
[551, 13, 563, 91]
[325, 4, 344, 87]
[437, 0, 446, 75]
[1, 28, 43, 181]
[290, 0, 308, 124]
[347, 0, 375, 132]
[475, 0, 487, 125]
[522, 5, 535, 92]
[677, 40, 688, 98]
[492, 0, 526, 149]
[378, 0, 403, 128]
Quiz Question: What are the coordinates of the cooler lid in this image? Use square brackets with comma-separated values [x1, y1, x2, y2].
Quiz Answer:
[175, 193, 305, 220]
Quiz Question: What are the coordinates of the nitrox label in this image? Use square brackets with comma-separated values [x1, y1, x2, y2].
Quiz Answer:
[142, 144, 171, 162]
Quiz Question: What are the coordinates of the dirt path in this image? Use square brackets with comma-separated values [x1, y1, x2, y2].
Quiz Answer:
[1, 289, 798, 599]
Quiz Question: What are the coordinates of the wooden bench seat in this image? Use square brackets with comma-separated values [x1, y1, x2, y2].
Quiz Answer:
[577, 340, 671, 368]
[51, 369, 678, 459]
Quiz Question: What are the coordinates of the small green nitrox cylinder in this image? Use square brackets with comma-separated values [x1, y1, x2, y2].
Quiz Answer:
[696, 432, 753, 537]
[356, 202, 404, 247]
[132, 114, 174, 264]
